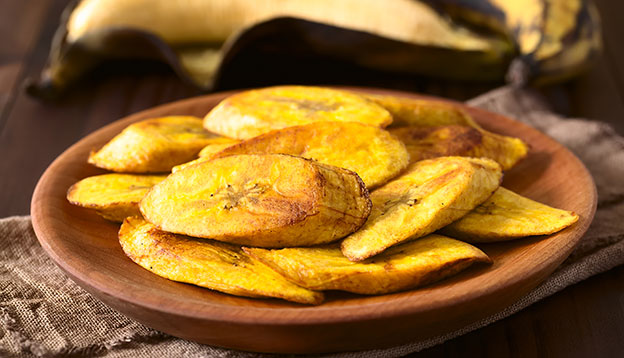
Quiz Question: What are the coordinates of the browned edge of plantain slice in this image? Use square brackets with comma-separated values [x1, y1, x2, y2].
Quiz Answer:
[389, 125, 529, 170]
[443, 187, 579, 242]
[245, 234, 491, 295]
[119, 217, 323, 304]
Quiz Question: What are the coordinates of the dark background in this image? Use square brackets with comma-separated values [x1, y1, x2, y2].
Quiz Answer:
[1, 0, 623, 356]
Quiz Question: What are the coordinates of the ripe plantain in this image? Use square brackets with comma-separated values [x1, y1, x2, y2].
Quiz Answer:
[66, 0, 505, 50]
[88, 116, 220, 173]
[67, 173, 166, 222]
[442, 187, 579, 242]
[29, 0, 513, 98]
[203, 86, 393, 139]
[389, 125, 528, 170]
[245, 234, 491, 295]
[532, 0, 602, 84]
[30, 0, 601, 99]
[119, 216, 323, 304]
[433, 0, 602, 85]
[341, 157, 502, 261]
[140, 154, 372, 248]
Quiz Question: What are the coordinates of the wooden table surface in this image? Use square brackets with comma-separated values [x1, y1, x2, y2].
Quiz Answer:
[1, 0, 623, 356]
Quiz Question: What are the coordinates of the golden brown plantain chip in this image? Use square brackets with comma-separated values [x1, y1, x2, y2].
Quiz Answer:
[141, 154, 372, 247]
[389, 125, 528, 170]
[443, 187, 579, 242]
[204, 121, 409, 188]
[171, 137, 241, 173]
[198, 137, 241, 157]
[171, 157, 207, 173]
[67, 173, 166, 222]
[364, 94, 480, 128]
[119, 217, 323, 304]
[203, 86, 393, 139]
[88, 116, 219, 173]
[470, 129, 528, 170]
[341, 157, 502, 261]
[245, 234, 491, 294]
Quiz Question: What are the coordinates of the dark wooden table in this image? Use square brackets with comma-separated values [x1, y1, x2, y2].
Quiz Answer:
[2, 1, 623, 356]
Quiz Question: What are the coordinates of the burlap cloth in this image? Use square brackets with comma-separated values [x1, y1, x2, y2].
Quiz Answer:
[2, 87, 623, 357]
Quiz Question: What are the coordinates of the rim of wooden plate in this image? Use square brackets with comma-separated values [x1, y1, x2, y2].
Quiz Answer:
[31, 87, 597, 352]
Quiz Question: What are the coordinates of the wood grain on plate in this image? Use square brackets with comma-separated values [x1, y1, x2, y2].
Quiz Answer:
[30, 88, 596, 354]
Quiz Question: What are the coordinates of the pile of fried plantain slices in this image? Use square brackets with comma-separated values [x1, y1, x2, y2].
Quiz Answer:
[68, 86, 578, 304]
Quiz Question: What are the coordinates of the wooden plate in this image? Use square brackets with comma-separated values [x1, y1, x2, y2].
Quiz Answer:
[31, 88, 596, 354]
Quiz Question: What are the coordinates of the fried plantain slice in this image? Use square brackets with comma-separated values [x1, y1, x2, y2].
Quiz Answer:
[88, 116, 220, 173]
[141, 154, 372, 247]
[119, 217, 323, 304]
[203, 86, 393, 139]
[198, 137, 241, 157]
[389, 125, 528, 170]
[364, 94, 480, 128]
[171, 137, 241, 173]
[245, 234, 491, 295]
[341, 157, 502, 261]
[67, 173, 166, 222]
[203, 121, 409, 188]
[171, 157, 208, 173]
[443, 187, 579, 242]
[470, 129, 528, 170]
